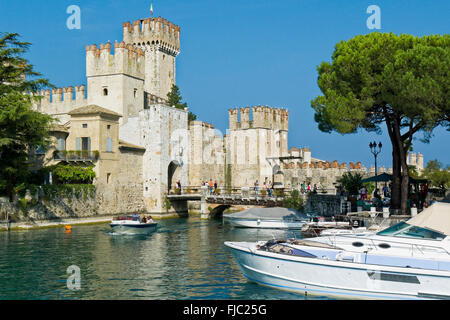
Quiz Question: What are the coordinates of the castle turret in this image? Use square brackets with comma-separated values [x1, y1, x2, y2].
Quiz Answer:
[228, 108, 239, 130]
[123, 17, 180, 100]
[86, 42, 145, 123]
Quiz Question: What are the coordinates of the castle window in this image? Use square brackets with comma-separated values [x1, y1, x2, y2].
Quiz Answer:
[57, 138, 66, 151]
[107, 125, 111, 130]
[107, 173, 111, 184]
[82, 124, 88, 128]
[134, 88, 137, 98]
[103, 88, 108, 96]
[106, 138, 112, 152]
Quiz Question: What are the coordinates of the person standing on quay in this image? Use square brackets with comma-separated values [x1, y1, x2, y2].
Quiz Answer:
[254, 180, 259, 197]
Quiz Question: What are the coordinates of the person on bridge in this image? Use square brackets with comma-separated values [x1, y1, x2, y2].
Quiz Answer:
[214, 181, 218, 194]
[209, 179, 214, 195]
[254, 180, 259, 197]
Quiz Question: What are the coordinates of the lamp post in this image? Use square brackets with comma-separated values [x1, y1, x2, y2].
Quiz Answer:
[369, 141, 382, 191]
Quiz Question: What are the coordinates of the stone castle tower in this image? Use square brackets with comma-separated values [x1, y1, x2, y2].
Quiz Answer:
[34, 17, 180, 126]
[226, 106, 289, 187]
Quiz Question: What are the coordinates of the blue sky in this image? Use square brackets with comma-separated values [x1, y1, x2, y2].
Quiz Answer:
[0, 0, 448, 169]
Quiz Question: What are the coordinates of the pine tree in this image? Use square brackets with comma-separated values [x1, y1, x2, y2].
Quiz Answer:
[311, 33, 450, 214]
[0, 32, 53, 200]
[167, 84, 197, 122]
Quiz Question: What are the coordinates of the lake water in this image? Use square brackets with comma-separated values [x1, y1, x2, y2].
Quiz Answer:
[0, 216, 331, 300]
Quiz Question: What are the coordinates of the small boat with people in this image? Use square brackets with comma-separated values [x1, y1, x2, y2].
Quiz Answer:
[223, 207, 309, 229]
[110, 213, 157, 235]
[225, 201, 450, 299]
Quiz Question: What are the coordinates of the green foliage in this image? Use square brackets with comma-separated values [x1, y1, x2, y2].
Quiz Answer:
[338, 172, 364, 195]
[422, 160, 450, 193]
[40, 184, 95, 201]
[311, 33, 449, 136]
[274, 189, 284, 198]
[282, 189, 305, 212]
[163, 197, 172, 211]
[18, 197, 28, 214]
[0, 32, 53, 199]
[51, 164, 96, 184]
[363, 182, 375, 196]
[167, 84, 197, 122]
[311, 33, 450, 212]
[408, 165, 419, 178]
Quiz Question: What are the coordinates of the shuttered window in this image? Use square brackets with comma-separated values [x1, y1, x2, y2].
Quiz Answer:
[106, 138, 112, 152]
[57, 138, 65, 151]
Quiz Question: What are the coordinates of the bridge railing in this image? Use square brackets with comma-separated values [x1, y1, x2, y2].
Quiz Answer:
[170, 186, 337, 197]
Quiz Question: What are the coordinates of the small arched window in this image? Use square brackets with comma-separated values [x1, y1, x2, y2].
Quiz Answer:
[103, 88, 108, 96]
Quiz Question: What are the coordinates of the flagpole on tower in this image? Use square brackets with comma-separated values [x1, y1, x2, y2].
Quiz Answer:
[150, 3, 154, 16]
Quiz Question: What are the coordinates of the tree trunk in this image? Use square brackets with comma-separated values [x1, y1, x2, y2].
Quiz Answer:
[399, 150, 410, 215]
[391, 147, 401, 210]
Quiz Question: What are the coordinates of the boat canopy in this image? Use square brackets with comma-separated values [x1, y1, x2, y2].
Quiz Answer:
[224, 207, 308, 221]
[407, 202, 450, 236]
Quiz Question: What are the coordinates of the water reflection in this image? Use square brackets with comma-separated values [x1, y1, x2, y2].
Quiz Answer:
[0, 216, 321, 300]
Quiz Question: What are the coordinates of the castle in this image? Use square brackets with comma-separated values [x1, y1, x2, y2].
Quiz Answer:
[32, 15, 406, 216]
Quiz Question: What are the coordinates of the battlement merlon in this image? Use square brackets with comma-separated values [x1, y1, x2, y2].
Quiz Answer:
[31, 85, 87, 117]
[228, 106, 289, 131]
[86, 42, 145, 79]
[123, 17, 180, 55]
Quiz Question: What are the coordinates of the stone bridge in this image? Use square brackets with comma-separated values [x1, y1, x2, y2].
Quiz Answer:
[167, 186, 283, 218]
[167, 186, 349, 219]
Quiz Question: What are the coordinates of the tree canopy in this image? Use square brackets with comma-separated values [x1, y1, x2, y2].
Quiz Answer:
[421, 160, 450, 194]
[167, 84, 197, 122]
[0, 32, 53, 200]
[311, 32, 450, 214]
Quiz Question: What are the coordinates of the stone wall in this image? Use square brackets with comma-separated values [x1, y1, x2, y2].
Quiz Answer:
[119, 104, 189, 214]
[0, 183, 145, 224]
[188, 121, 225, 187]
[305, 194, 345, 217]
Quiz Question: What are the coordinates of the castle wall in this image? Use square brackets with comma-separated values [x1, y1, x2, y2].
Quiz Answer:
[119, 104, 188, 213]
[33, 86, 87, 124]
[225, 106, 289, 188]
[188, 121, 225, 187]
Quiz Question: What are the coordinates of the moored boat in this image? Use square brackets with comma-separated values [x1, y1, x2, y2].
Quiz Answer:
[110, 214, 157, 235]
[225, 202, 450, 299]
[223, 207, 309, 229]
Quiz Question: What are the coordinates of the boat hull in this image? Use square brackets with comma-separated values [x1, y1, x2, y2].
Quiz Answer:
[110, 222, 158, 235]
[224, 217, 306, 229]
[225, 241, 450, 300]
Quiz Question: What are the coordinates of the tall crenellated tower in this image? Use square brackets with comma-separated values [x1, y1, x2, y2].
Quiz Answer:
[123, 17, 180, 100]
[86, 42, 145, 124]
[226, 106, 289, 187]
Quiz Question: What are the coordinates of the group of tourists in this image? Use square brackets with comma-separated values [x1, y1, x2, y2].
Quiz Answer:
[298, 182, 318, 194]
[202, 179, 218, 195]
[254, 180, 274, 197]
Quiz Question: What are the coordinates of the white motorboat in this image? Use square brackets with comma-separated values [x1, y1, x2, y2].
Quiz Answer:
[319, 227, 371, 236]
[223, 207, 309, 229]
[110, 215, 158, 235]
[225, 202, 450, 300]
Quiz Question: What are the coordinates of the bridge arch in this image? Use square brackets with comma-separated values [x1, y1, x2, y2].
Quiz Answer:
[209, 204, 232, 219]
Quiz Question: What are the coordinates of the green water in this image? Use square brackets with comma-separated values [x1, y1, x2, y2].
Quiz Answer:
[0, 216, 327, 300]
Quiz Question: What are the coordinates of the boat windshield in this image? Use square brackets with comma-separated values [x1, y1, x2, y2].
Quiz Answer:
[377, 222, 409, 236]
[377, 222, 446, 240]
